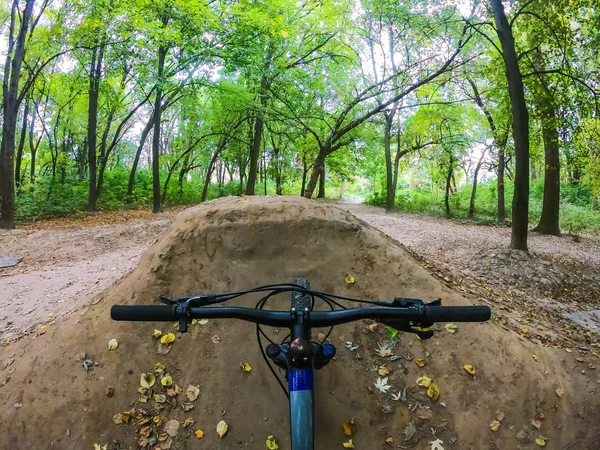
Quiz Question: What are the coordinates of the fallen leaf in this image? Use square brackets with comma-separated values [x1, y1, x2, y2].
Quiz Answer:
[186, 385, 200, 401]
[345, 274, 355, 284]
[444, 323, 458, 334]
[565, 348, 572, 353]
[140, 373, 156, 389]
[343, 418, 355, 436]
[532, 419, 542, 430]
[182, 418, 194, 428]
[152, 329, 163, 339]
[174, 384, 183, 395]
[415, 359, 426, 368]
[343, 439, 355, 449]
[532, 354, 539, 362]
[195, 429, 204, 439]
[266, 434, 279, 449]
[490, 420, 501, 431]
[161, 375, 173, 387]
[367, 323, 378, 333]
[113, 413, 124, 424]
[535, 436, 547, 446]
[345, 341, 359, 352]
[404, 421, 416, 441]
[521, 329, 529, 334]
[375, 342, 393, 357]
[216, 420, 228, 438]
[430, 438, 445, 450]
[138, 395, 148, 403]
[93, 445, 108, 450]
[240, 362, 252, 372]
[416, 376, 432, 388]
[464, 365, 476, 375]
[211, 335, 221, 344]
[199, 319, 209, 325]
[427, 383, 440, 401]
[385, 437, 393, 445]
[160, 333, 176, 345]
[375, 377, 391, 393]
[182, 402, 195, 411]
[496, 411, 505, 421]
[153, 394, 167, 403]
[556, 387, 564, 398]
[155, 363, 165, 373]
[164, 419, 179, 437]
[417, 408, 433, 420]
[378, 366, 390, 377]
[107, 339, 118, 351]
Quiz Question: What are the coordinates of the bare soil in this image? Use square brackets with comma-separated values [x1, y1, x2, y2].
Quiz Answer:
[0, 198, 599, 450]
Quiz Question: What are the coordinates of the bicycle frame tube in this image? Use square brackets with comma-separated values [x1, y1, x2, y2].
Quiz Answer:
[288, 368, 314, 450]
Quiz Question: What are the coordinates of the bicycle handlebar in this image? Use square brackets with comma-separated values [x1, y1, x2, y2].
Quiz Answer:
[111, 304, 491, 327]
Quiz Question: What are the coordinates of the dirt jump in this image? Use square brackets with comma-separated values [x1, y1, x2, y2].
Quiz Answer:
[1, 196, 598, 449]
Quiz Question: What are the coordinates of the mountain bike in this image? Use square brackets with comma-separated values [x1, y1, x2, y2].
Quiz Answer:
[111, 278, 491, 450]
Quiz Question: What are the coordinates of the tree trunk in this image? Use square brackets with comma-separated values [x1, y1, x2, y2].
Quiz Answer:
[317, 159, 325, 199]
[15, 97, 29, 188]
[127, 114, 154, 198]
[384, 113, 395, 211]
[445, 153, 454, 218]
[79, 138, 87, 181]
[300, 156, 308, 197]
[469, 152, 486, 218]
[490, 0, 530, 251]
[152, 45, 167, 213]
[86, 41, 105, 211]
[0, 0, 34, 229]
[498, 145, 506, 223]
[29, 102, 38, 189]
[534, 98, 561, 235]
[304, 149, 327, 199]
[530, 161, 537, 180]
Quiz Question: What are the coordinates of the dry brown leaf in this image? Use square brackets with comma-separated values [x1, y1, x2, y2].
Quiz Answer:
[182, 418, 194, 428]
[417, 408, 433, 420]
[385, 437, 393, 445]
[532, 419, 542, 430]
[556, 387, 564, 398]
[182, 402, 195, 411]
[164, 419, 179, 437]
[186, 385, 200, 401]
[367, 323, 378, 333]
[211, 335, 221, 344]
[138, 395, 148, 403]
[153, 394, 167, 403]
[216, 420, 228, 438]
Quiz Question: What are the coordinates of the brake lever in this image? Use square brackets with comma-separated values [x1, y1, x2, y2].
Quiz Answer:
[378, 297, 442, 340]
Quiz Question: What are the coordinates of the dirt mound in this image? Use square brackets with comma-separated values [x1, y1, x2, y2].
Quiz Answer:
[1, 196, 598, 449]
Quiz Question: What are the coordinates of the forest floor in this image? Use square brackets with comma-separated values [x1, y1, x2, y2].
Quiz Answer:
[2, 202, 599, 347]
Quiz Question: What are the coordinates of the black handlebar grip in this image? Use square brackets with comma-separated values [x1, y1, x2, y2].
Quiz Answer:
[110, 305, 178, 322]
[425, 305, 491, 323]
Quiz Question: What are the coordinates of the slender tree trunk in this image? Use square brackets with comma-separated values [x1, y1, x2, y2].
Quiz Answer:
[0, 0, 34, 229]
[152, 45, 167, 213]
[491, 0, 530, 251]
[29, 102, 37, 189]
[304, 149, 327, 199]
[384, 113, 395, 211]
[317, 160, 325, 199]
[534, 97, 561, 235]
[87, 41, 105, 211]
[300, 155, 308, 197]
[498, 145, 506, 223]
[445, 153, 454, 218]
[127, 115, 154, 198]
[15, 98, 29, 188]
[79, 138, 87, 181]
[469, 152, 486, 218]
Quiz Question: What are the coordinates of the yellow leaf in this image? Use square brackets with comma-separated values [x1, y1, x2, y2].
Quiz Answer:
[195, 429, 204, 439]
[489, 420, 501, 431]
[175, 384, 183, 395]
[443, 276, 451, 282]
[155, 363, 165, 373]
[107, 339, 118, 351]
[343, 418, 355, 436]
[415, 359, 426, 368]
[345, 274, 355, 284]
[464, 364, 476, 375]
[160, 333, 176, 345]
[240, 362, 252, 372]
[565, 348, 572, 353]
[556, 387, 564, 398]
[216, 420, 228, 438]
[153, 394, 167, 403]
[266, 434, 279, 449]
[140, 373, 156, 389]
[367, 323, 378, 333]
[532, 354, 539, 362]
[343, 439, 355, 449]
[152, 329, 163, 339]
[378, 366, 390, 377]
[93, 445, 108, 450]
[416, 376, 432, 388]
[535, 437, 547, 446]
[161, 375, 173, 387]
[521, 329, 529, 334]
[445, 323, 458, 334]
[427, 383, 440, 401]
[385, 437, 393, 444]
